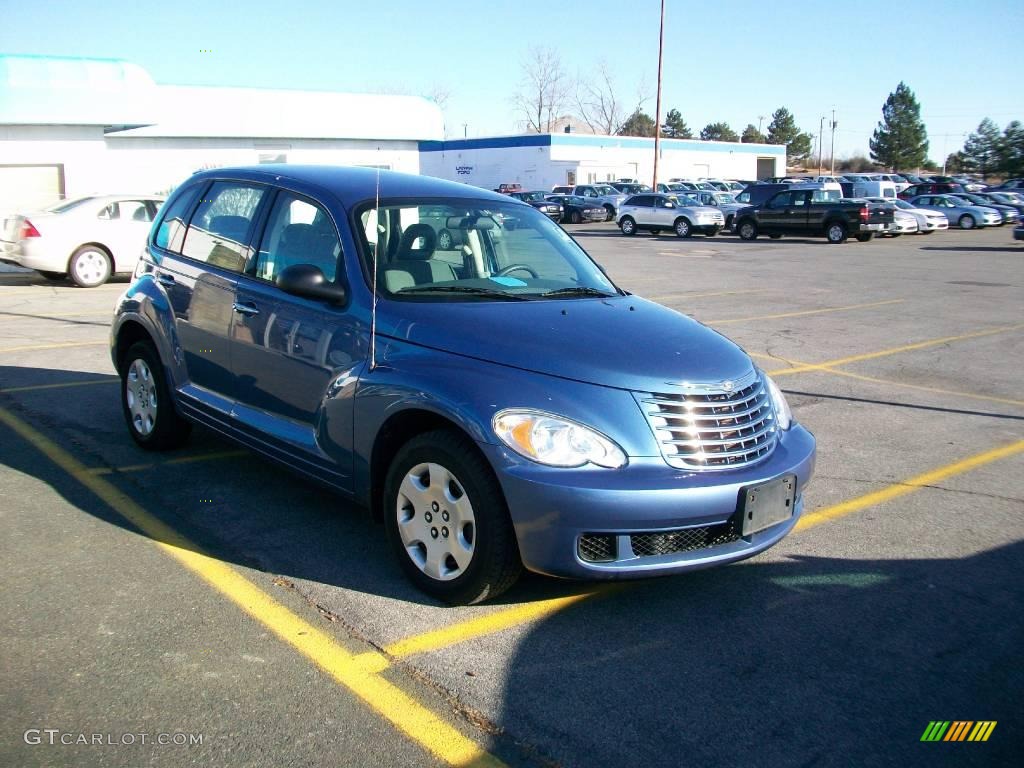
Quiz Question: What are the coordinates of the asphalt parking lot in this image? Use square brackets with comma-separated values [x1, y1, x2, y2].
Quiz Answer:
[1, 225, 1021, 767]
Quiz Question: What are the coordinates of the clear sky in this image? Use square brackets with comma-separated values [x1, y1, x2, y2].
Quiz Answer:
[2, 0, 1021, 160]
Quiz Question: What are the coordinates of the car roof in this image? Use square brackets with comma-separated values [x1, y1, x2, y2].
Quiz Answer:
[187, 165, 508, 208]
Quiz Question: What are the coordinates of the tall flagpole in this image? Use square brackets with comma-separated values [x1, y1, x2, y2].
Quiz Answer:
[652, 0, 665, 189]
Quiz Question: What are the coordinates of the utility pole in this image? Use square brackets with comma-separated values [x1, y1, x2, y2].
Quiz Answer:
[462, 123, 468, 138]
[757, 115, 765, 135]
[652, 0, 665, 190]
[829, 108, 836, 175]
[818, 116, 825, 175]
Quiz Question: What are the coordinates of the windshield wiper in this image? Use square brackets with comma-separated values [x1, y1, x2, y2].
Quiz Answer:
[397, 285, 531, 301]
[536, 286, 618, 299]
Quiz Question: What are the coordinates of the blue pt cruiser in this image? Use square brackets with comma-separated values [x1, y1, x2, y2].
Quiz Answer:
[111, 166, 816, 604]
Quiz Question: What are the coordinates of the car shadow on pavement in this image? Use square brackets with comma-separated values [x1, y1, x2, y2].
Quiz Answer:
[494, 543, 1022, 767]
[0, 365, 601, 607]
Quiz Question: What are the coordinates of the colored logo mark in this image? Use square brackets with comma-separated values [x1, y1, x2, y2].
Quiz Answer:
[920, 721, 996, 742]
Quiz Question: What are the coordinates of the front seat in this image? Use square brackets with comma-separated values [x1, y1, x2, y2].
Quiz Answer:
[394, 224, 456, 284]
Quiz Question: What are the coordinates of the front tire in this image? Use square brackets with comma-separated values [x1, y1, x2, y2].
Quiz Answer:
[674, 218, 692, 238]
[958, 214, 975, 230]
[120, 341, 192, 451]
[826, 222, 848, 244]
[69, 245, 112, 287]
[384, 430, 522, 605]
[738, 219, 758, 240]
[619, 216, 637, 236]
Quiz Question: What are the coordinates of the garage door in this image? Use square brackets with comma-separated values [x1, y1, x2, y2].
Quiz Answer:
[0, 165, 64, 212]
[757, 158, 776, 180]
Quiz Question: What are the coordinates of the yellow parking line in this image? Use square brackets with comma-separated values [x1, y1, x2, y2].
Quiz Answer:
[795, 440, 1024, 532]
[83, 449, 249, 476]
[0, 405, 505, 768]
[707, 299, 904, 326]
[646, 288, 769, 302]
[0, 340, 107, 354]
[385, 591, 607, 659]
[0, 378, 116, 394]
[814, 367, 1024, 408]
[383, 441, 1024, 658]
[767, 323, 1024, 377]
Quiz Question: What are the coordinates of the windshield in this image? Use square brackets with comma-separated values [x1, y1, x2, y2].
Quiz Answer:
[521, 192, 546, 202]
[892, 199, 913, 210]
[714, 193, 736, 204]
[593, 185, 617, 195]
[357, 200, 619, 301]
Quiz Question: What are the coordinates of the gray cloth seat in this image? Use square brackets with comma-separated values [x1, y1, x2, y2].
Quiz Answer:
[394, 224, 457, 284]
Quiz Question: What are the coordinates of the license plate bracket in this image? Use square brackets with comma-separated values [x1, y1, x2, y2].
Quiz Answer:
[740, 474, 797, 536]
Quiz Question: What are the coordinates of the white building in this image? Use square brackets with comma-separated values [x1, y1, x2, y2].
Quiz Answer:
[419, 133, 787, 191]
[0, 54, 443, 210]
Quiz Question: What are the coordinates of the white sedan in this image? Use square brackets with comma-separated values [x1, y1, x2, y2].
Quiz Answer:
[866, 197, 948, 234]
[0, 194, 164, 286]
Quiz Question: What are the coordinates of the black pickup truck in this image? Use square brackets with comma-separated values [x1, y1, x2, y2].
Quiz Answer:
[734, 189, 894, 243]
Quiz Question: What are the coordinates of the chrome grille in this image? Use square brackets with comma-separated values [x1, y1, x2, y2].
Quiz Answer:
[636, 371, 778, 471]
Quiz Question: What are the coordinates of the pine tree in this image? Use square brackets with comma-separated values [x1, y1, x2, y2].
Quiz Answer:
[700, 122, 739, 142]
[997, 121, 1024, 177]
[741, 124, 766, 143]
[766, 108, 812, 164]
[961, 118, 1002, 178]
[868, 82, 929, 171]
[661, 109, 692, 138]
[619, 109, 656, 137]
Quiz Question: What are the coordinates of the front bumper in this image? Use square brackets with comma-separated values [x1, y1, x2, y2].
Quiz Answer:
[483, 424, 816, 579]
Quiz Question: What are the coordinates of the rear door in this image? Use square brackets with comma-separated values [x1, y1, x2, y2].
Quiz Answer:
[155, 180, 269, 401]
[96, 198, 157, 271]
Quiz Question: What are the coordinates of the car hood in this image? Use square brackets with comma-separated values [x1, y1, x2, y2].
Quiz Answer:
[376, 295, 754, 392]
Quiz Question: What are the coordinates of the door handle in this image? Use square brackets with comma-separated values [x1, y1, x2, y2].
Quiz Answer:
[232, 302, 260, 316]
[157, 274, 175, 287]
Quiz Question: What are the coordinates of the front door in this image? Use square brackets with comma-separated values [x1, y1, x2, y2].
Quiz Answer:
[231, 190, 362, 490]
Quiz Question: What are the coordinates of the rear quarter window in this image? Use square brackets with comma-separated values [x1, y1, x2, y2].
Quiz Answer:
[154, 184, 203, 252]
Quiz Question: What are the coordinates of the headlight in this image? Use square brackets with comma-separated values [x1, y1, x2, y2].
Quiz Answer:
[764, 375, 792, 431]
[492, 409, 627, 468]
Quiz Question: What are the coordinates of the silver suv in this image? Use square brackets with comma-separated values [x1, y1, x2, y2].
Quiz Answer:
[617, 193, 724, 237]
[565, 185, 628, 221]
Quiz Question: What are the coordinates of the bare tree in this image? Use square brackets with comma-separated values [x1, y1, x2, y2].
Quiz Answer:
[575, 62, 624, 135]
[513, 47, 570, 133]
[423, 85, 451, 112]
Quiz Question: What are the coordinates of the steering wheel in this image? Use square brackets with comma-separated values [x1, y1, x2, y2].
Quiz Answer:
[495, 264, 539, 278]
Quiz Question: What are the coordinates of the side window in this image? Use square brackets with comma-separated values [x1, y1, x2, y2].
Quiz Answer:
[768, 192, 792, 208]
[119, 200, 154, 222]
[181, 182, 266, 271]
[97, 202, 119, 220]
[154, 184, 202, 253]
[254, 193, 341, 283]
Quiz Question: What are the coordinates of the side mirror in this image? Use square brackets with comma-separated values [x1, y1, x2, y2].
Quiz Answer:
[664, 202, 674, 209]
[277, 264, 347, 305]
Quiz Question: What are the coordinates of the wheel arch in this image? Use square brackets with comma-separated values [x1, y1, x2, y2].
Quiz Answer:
[113, 319, 156, 374]
[368, 407, 490, 523]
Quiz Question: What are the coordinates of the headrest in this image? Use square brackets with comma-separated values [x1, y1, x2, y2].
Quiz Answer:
[396, 223, 436, 261]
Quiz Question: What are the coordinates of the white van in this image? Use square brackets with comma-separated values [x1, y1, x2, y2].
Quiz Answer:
[842, 174, 898, 199]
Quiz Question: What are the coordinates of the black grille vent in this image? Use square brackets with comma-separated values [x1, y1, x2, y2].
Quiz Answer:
[630, 519, 739, 558]
[578, 534, 617, 563]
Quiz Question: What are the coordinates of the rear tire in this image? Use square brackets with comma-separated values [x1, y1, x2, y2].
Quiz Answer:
[120, 340, 192, 451]
[69, 245, 112, 287]
[650, 228, 662, 235]
[603, 205, 615, 221]
[826, 222, 848, 244]
[769, 233, 783, 239]
[569, 210, 582, 224]
[856, 233, 874, 242]
[384, 430, 522, 605]
[958, 214, 975, 230]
